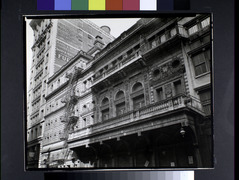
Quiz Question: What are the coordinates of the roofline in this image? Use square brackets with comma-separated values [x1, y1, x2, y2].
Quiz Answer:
[47, 51, 93, 84]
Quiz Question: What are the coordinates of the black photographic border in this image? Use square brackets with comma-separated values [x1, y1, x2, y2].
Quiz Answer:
[23, 13, 214, 171]
[1, 0, 235, 179]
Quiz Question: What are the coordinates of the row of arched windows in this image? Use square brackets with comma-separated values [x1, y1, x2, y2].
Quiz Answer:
[100, 82, 145, 121]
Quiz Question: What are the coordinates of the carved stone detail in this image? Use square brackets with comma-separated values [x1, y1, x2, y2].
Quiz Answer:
[165, 84, 172, 98]
[151, 59, 185, 85]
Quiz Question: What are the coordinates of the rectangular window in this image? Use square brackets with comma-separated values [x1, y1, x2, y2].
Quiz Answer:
[156, 88, 164, 101]
[201, 17, 210, 29]
[192, 50, 211, 76]
[102, 109, 109, 121]
[160, 34, 166, 43]
[133, 95, 145, 109]
[116, 102, 125, 116]
[83, 118, 86, 127]
[170, 28, 177, 37]
[188, 25, 198, 35]
[199, 90, 211, 116]
[174, 80, 183, 95]
[151, 40, 157, 48]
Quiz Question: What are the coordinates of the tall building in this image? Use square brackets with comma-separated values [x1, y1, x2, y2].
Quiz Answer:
[27, 15, 212, 169]
[26, 19, 114, 168]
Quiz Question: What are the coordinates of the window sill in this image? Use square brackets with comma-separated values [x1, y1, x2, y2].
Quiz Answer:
[195, 71, 210, 79]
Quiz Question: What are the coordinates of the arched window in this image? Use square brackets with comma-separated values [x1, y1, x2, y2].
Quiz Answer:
[115, 91, 126, 116]
[131, 82, 145, 109]
[101, 97, 110, 121]
[115, 91, 124, 100]
[132, 82, 143, 92]
[101, 97, 109, 106]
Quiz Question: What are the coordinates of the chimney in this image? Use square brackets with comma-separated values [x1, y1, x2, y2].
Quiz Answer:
[94, 35, 104, 49]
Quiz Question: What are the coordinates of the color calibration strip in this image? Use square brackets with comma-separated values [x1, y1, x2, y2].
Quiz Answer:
[37, 0, 189, 10]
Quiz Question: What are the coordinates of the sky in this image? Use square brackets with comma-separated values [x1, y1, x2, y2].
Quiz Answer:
[89, 18, 140, 38]
[26, 18, 140, 91]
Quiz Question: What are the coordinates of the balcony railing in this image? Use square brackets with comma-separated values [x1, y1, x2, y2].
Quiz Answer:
[92, 52, 142, 85]
[68, 94, 205, 142]
[141, 25, 188, 56]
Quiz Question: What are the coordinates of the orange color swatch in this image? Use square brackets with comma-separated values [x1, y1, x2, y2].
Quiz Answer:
[106, 0, 123, 10]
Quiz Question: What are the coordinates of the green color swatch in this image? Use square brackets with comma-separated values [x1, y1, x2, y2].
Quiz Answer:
[72, 0, 88, 10]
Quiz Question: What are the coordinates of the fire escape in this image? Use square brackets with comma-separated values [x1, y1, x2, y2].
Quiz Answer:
[58, 66, 82, 165]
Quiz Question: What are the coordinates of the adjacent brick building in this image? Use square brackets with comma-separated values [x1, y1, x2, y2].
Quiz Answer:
[27, 19, 114, 168]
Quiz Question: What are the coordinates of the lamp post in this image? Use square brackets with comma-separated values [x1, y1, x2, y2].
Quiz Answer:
[180, 127, 186, 137]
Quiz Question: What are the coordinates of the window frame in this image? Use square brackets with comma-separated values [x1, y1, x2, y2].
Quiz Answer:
[191, 49, 211, 77]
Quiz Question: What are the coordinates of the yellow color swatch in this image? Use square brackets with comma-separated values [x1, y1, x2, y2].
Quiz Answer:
[89, 0, 106, 10]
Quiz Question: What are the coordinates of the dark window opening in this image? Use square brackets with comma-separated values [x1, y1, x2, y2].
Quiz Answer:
[172, 59, 180, 68]
[101, 98, 109, 106]
[199, 90, 211, 116]
[132, 82, 143, 92]
[153, 69, 160, 77]
[133, 94, 145, 109]
[156, 88, 164, 101]
[115, 91, 124, 100]
[102, 109, 109, 121]
[116, 102, 126, 116]
[174, 80, 183, 95]
[192, 50, 210, 76]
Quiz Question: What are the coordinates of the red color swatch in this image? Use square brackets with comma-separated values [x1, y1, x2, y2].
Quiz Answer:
[123, 0, 139, 10]
[106, 0, 123, 10]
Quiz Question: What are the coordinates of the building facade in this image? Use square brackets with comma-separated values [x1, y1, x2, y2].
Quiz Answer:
[27, 15, 212, 169]
[26, 19, 114, 168]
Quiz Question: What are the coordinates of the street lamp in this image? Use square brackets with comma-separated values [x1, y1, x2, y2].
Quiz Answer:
[180, 127, 186, 137]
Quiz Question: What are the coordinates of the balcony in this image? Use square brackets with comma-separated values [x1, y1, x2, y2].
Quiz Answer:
[141, 25, 188, 58]
[92, 52, 142, 86]
[68, 94, 205, 142]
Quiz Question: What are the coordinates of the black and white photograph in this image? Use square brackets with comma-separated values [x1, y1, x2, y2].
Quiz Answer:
[25, 15, 213, 169]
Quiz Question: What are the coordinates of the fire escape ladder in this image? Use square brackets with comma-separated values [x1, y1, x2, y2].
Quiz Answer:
[60, 68, 81, 164]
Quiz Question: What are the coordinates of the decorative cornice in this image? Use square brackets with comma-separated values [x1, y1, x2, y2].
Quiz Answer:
[45, 81, 69, 100]
[47, 51, 92, 84]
